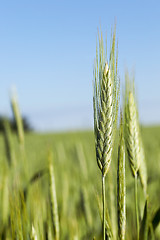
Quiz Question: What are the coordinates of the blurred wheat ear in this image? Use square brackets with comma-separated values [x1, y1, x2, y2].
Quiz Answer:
[10, 90, 29, 183]
[124, 74, 148, 196]
[124, 90, 140, 177]
[93, 27, 119, 239]
[11, 92, 25, 147]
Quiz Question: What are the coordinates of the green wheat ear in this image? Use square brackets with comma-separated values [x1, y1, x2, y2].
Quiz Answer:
[124, 74, 147, 195]
[124, 79, 140, 177]
[93, 29, 119, 177]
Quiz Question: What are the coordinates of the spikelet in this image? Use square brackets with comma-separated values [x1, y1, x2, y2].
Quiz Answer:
[117, 114, 126, 240]
[93, 30, 119, 177]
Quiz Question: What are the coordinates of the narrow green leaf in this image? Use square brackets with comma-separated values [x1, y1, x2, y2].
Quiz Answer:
[139, 200, 148, 240]
[148, 207, 160, 239]
[151, 207, 160, 231]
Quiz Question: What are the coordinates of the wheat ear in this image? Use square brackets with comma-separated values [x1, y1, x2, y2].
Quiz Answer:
[11, 93, 25, 147]
[124, 91, 140, 176]
[124, 75, 147, 199]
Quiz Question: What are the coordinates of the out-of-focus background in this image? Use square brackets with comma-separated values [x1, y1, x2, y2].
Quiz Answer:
[0, 0, 160, 131]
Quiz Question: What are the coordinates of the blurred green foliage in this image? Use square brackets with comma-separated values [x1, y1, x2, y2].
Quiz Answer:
[0, 127, 160, 239]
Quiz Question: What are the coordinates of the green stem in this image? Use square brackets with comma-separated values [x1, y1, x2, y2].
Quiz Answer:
[102, 175, 105, 240]
[135, 172, 139, 240]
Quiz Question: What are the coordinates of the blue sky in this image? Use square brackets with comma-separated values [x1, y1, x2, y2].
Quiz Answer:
[0, 0, 160, 131]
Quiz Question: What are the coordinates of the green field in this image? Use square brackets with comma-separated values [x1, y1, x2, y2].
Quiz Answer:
[0, 126, 160, 239]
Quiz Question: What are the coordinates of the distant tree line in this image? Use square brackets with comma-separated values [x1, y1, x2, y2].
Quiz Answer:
[0, 115, 33, 132]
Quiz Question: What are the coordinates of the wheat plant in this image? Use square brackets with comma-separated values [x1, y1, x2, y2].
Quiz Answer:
[124, 75, 146, 240]
[93, 29, 119, 239]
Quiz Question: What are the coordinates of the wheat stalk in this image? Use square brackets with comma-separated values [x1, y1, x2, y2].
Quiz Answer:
[138, 137, 148, 197]
[3, 118, 16, 167]
[10, 188, 24, 240]
[48, 151, 60, 240]
[117, 114, 126, 240]
[94, 188, 113, 239]
[31, 225, 38, 240]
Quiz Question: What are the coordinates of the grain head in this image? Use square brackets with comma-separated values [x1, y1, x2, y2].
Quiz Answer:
[93, 29, 119, 177]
